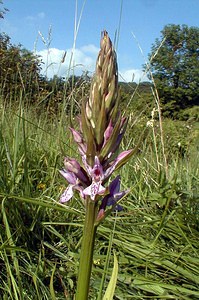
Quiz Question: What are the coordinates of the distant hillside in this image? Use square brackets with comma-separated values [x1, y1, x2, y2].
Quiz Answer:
[119, 81, 152, 94]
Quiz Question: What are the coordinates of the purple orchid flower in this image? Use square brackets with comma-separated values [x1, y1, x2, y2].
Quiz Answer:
[81, 153, 131, 201]
[60, 156, 107, 203]
[60, 149, 133, 203]
[81, 153, 132, 201]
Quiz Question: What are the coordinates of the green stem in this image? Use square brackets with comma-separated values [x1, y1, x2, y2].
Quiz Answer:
[76, 199, 98, 300]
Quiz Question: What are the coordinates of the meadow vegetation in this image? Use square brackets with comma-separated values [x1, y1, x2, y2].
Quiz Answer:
[0, 19, 199, 300]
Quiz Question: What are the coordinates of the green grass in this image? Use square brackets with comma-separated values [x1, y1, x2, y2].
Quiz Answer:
[0, 92, 199, 299]
[0, 96, 199, 299]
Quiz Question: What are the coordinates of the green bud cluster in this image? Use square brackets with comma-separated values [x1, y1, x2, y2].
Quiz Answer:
[81, 31, 121, 165]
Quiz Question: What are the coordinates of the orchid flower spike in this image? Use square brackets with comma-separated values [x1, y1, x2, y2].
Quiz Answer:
[59, 30, 146, 223]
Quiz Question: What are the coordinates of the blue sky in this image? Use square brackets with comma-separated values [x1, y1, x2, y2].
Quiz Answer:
[1, 0, 199, 82]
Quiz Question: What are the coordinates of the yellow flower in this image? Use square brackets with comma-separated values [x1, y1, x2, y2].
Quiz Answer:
[37, 183, 46, 190]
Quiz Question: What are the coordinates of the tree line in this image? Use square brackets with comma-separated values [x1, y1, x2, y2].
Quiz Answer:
[0, 5, 198, 120]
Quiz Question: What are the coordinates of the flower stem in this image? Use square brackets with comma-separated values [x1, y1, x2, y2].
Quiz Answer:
[76, 199, 98, 300]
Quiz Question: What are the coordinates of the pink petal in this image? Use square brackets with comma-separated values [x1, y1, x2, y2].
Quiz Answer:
[69, 127, 83, 143]
[104, 149, 133, 179]
[60, 185, 74, 203]
[82, 155, 92, 175]
[116, 149, 133, 162]
[103, 120, 113, 146]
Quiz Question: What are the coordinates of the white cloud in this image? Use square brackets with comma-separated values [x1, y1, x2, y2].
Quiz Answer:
[36, 45, 98, 78]
[80, 44, 99, 55]
[26, 12, 45, 22]
[36, 46, 149, 83]
[37, 12, 45, 19]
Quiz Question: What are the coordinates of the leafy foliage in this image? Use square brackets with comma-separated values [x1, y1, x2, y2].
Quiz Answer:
[0, 33, 42, 105]
[146, 24, 199, 118]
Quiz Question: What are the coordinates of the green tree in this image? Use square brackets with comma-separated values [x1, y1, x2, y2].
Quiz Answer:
[147, 24, 199, 118]
[0, 33, 42, 104]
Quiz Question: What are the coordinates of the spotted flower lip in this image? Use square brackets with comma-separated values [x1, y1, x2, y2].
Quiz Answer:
[82, 156, 106, 200]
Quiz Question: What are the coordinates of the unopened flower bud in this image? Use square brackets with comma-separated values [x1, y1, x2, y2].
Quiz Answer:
[82, 31, 119, 152]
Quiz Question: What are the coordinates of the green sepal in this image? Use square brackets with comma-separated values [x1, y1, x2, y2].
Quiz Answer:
[105, 75, 117, 112]
[81, 99, 96, 165]
[109, 86, 120, 123]
[94, 96, 107, 147]
[91, 80, 101, 124]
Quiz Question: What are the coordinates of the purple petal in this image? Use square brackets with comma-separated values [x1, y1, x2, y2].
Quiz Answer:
[100, 176, 130, 211]
[114, 188, 130, 203]
[106, 191, 125, 211]
[70, 128, 87, 156]
[109, 175, 121, 195]
[64, 157, 88, 183]
[114, 191, 126, 201]
[101, 194, 123, 211]
[64, 157, 81, 172]
[59, 169, 77, 184]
